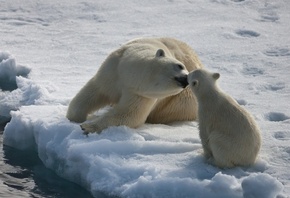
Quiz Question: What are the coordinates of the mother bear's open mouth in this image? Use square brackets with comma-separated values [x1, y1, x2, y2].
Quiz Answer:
[175, 75, 189, 88]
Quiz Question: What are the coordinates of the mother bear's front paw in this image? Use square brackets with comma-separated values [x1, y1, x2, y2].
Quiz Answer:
[80, 122, 102, 134]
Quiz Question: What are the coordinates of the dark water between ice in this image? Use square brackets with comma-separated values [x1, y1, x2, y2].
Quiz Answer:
[0, 125, 115, 198]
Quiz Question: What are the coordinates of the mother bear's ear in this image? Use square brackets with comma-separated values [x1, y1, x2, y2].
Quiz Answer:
[212, 73, 220, 80]
[155, 49, 165, 57]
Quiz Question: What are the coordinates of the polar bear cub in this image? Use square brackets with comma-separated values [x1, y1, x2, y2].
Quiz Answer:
[188, 69, 261, 168]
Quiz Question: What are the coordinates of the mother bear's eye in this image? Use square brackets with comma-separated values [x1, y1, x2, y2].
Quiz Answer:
[176, 64, 184, 70]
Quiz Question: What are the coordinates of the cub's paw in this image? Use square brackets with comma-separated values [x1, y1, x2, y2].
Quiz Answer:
[80, 122, 102, 135]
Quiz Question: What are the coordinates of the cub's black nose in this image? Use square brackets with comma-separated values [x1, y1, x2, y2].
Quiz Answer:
[175, 75, 189, 88]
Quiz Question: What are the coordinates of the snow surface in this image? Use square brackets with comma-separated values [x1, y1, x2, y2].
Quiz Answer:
[1, 0, 290, 197]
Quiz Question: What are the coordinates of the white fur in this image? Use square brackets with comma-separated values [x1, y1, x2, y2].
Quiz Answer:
[188, 69, 261, 168]
[67, 37, 203, 133]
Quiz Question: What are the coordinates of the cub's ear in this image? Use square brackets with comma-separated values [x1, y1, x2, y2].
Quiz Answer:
[192, 80, 199, 87]
[156, 49, 165, 57]
[213, 73, 220, 80]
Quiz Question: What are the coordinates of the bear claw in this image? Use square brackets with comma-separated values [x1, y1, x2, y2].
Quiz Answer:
[80, 122, 101, 134]
[80, 125, 89, 136]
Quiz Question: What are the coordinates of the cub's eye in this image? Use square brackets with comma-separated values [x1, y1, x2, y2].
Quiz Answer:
[192, 80, 198, 87]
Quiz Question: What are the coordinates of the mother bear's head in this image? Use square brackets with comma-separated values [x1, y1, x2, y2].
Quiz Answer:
[119, 46, 189, 99]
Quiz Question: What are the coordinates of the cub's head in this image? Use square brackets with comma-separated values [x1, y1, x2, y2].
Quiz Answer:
[187, 69, 220, 96]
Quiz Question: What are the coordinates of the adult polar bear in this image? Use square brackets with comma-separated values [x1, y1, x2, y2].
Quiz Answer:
[67, 37, 203, 133]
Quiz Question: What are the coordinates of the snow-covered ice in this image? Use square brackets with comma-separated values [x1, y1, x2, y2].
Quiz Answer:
[2, 105, 284, 198]
[1, 0, 290, 197]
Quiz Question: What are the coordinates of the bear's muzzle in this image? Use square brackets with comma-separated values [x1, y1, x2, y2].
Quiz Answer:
[175, 75, 189, 88]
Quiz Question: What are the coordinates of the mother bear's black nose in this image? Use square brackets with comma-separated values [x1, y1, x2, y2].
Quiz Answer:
[175, 75, 189, 88]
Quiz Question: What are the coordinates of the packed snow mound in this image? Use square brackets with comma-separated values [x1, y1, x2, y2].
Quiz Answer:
[0, 76, 63, 125]
[3, 105, 285, 198]
[0, 52, 30, 91]
[0, 52, 69, 125]
[0, 51, 31, 125]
